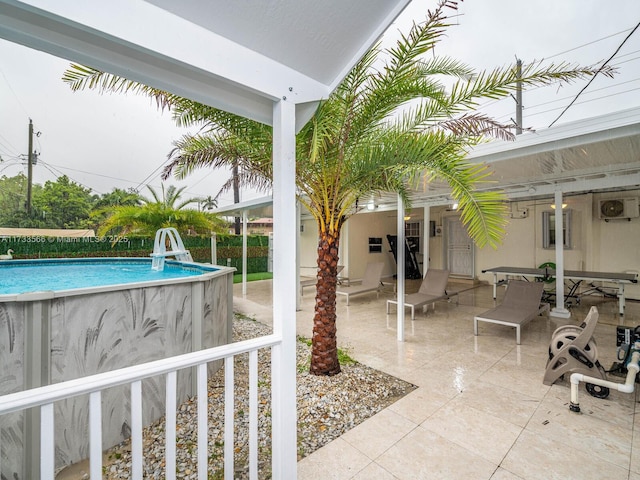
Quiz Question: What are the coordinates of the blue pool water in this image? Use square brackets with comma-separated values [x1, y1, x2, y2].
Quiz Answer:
[0, 258, 216, 295]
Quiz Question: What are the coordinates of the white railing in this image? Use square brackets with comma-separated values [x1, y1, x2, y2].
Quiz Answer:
[0, 333, 281, 480]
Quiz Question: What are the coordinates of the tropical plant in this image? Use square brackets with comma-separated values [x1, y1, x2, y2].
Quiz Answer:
[95, 184, 224, 238]
[63, 0, 612, 375]
[141, 184, 197, 210]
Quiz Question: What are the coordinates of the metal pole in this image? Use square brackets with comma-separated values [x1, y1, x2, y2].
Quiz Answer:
[27, 119, 34, 213]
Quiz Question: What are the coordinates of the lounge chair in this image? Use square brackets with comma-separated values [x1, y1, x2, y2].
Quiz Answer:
[386, 269, 451, 320]
[336, 262, 384, 305]
[474, 280, 549, 345]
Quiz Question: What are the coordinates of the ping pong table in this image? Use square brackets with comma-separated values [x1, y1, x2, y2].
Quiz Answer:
[482, 266, 638, 316]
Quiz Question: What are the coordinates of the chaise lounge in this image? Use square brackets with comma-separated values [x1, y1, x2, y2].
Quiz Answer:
[474, 280, 549, 345]
[386, 268, 451, 320]
[336, 262, 384, 305]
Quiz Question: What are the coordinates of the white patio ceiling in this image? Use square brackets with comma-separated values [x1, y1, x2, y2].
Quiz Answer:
[0, 0, 411, 130]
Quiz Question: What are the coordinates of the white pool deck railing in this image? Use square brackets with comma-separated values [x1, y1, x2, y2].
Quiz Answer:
[0, 333, 282, 480]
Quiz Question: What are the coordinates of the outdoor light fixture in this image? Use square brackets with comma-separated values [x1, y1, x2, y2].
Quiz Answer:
[550, 204, 567, 209]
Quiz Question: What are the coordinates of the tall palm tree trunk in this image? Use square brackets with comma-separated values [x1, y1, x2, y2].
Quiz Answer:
[310, 231, 341, 375]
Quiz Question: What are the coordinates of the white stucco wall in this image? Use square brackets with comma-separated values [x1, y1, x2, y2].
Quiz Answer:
[299, 190, 640, 300]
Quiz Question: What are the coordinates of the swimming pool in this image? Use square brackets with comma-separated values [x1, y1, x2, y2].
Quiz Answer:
[0, 258, 207, 295]
[0, 257, 235, 477]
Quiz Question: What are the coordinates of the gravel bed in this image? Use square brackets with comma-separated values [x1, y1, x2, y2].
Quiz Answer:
[67, 315, 416, 479]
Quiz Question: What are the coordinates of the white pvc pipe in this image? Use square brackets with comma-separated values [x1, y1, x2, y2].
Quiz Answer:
[570, 350, 640, 412]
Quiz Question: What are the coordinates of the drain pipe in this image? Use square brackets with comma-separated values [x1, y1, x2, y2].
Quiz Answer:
[569, 349, 640, 413]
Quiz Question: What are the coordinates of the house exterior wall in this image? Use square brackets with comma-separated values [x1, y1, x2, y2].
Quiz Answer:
[299, 190, 640, 300]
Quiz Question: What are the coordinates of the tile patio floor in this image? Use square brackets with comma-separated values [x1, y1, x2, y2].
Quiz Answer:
[233, 276, 640, 480]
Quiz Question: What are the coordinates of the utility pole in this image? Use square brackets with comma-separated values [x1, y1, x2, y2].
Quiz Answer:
[515, 58, 523, 135]
[26, 118, 34, 213]
[25, 119, 40, 214]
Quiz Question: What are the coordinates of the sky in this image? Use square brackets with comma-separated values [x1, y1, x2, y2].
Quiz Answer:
[1, 0, 639, 209]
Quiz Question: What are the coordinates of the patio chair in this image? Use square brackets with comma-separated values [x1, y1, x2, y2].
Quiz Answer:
[386, 269, 450, 320]
[336, 262, 384, 305]
[474, 280, 549, 345]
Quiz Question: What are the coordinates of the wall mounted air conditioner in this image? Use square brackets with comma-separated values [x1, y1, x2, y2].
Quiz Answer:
[598, 198, 640, 221]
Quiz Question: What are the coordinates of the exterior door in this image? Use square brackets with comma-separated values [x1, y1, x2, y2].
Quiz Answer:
[445, 216, 474, 278]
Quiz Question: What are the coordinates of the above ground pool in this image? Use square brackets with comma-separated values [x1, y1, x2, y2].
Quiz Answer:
[0, 256, 235, 478]
[0, 257, 214, 297]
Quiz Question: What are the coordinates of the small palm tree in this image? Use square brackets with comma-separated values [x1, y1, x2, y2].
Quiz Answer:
[64, 0, 612, 375]
[142, 184, 197, 210]
[96, 184, 224, 238]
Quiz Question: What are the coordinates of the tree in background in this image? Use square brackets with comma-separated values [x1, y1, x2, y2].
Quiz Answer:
[31, 175, 93, 228]
[63, 0, 612, 375]
[0, 174, 43, 227]
[88, 187, 142, 231]
[97, 183, 225, 238]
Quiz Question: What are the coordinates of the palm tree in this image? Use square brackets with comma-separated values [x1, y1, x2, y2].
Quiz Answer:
[96, 184, 224, 238]
[63, 0, 611, 375]
[142, 184, 197, 210]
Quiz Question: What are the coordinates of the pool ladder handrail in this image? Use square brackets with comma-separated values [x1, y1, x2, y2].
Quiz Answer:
[151, 227, 193, 270]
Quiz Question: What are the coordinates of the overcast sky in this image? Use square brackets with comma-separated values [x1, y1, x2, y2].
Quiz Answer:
[1, 0, 639, 208]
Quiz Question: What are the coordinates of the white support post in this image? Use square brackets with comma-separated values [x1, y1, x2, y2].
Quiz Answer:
[397, 195, 405, 342]
[211, 232, 217, 265]
[165, 371, 177, 480]
[197, 364, 208, 480]
[224, 356, 234, 480]
[89, 391, 102, 480]
[423, 205, 430, 278]
[40, 403, 54, 480]
[131, 380, 143, 479]
[249, 350, 258, 479]
[296, 201, 302, 311]
[271, 97, 298, 479]
[551, 190, 570, 318]
[242, 210, 248, 296]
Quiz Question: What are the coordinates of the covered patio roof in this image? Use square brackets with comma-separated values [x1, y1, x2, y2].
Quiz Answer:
[364, 106, 640, 213]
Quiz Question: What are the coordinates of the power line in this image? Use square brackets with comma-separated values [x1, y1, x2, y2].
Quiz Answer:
[548, 20, 640, 127]
[544, 27, 636, 60]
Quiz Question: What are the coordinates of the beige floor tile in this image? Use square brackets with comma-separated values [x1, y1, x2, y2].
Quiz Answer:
[421, 400, 521, 465]
[387, 387, 451, 425]
[502, 430, 629, 480]
[490, 467, 524, 479]
[479, 360, 551, 400]
[631, 434, 640, 475]
[376, 426, 497, 480]
[527, 398, 632, 469]
[341, 408, 417, 459]
[455, 382, 540, 428]
[297, 437, 371, 480]
[350, 462, 399, 480]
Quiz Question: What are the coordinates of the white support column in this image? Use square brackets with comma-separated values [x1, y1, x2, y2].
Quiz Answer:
[271, 97, 298, 479]
[551, 190, 571, 318]
[296, 201, 302, 311]
[211, 232, 217, 265]
[423, 205, 430, 277]
[397, 195, 405, 342]
[242, 210, 248, 296]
